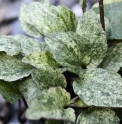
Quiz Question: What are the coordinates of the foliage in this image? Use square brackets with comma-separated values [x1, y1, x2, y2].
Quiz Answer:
[0, 0, 122, 124]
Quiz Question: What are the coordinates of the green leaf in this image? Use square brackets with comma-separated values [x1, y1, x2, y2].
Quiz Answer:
[73, 68, 122, 107]
[76, 10, 107, 67]
[0, 80, 22, 103]
[93, 1, 122, 40]
[22, 51, 61, 68]
[0, 35, 21, 56]
[70, 97, 88, 108]
[14, 35, 46, 55]
[0, 52, 33, 82]
[45, 32, 85, 74]
[99, 43, 122, 72]
[18, 77, 41, 105]
[26, 87, 75, 122]
[19, 2, 77, 36]
[76, 107, 119, 124]
[19, 4, 42, 37]
[31, 67, 67, 90]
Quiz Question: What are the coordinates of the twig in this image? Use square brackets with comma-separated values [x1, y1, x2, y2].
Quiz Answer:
[81, 0, 87, 13]
[98, 0, 105, 31]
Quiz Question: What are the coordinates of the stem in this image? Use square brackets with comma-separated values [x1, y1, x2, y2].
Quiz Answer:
[82, 0, 87, 13]
[98, 0, 105, 31]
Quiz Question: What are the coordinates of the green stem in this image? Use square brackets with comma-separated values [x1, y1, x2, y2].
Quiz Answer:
[98, 0, 105, 31]
[82, 0, 87, 13]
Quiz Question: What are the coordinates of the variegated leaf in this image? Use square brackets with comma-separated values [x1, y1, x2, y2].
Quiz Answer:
[45, 31, 107, 74]
[93, 1, 122, 40]
[76, 10, 107, 67]
[0, 35, 21, 56]
[73, 68, 122, 107]
[19, 4, 42, 37]
[0, 52, 33, 82]
[76, 107, 119, 124]
[0, 80, 22, 103]
[99, 43, 122, 72]
[18, 77, 41, 105]
[19, 2, 77, 36]
[26, 87, 75, 122]
[31, 67, 67, 90]
[22, 51, 61, 68]
[14, 35, 46, 55]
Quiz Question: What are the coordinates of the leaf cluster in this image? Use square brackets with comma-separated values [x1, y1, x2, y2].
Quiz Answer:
[0, 0, 122, 124]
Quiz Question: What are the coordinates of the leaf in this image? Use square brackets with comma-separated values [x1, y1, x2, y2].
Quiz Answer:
[0, 35, 21, 56]
[14, 35, 46, 55]
[31, 67, 67, 90]
[0, 52, 33, 82]
[0, 80, 22, 103]
[22, 51, 61, 68]
[93, 1, 122, 40]
[19, 2, 77, 36]
[26, 87, 75, 122]
[70, 97, 88, 108]
[18, 77, 41, 105]
[19, 4, 42, 37]
[73, 68, 122, 107]
[45, 32, 85, 74]
[76, 107, 119, 124]
[76, 10, 107, 67]
[45, 31, 107, 74]
[99, 43, 122, 72]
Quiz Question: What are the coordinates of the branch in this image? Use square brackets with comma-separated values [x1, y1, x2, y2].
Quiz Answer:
[98, 0, 105, 31]
[80, 0, 87, 13]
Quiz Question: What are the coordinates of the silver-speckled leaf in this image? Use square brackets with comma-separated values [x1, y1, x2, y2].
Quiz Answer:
[93, 1, 122, 40]
[22, 51, 61, 68]
[14, 35, 46, 55]
[0, 80, 22, 103]
[26, 87, 75, 122]
[0, 52, 33, 82]
[19, 2, 77, 36]
[45, 32, 85, 74]
[76, 10, 107, 67]
[31, 67, 67, 90]
[76, 107, 119, 124]
[19, 4, 42, 37]
[0, 35, 21, 56]
[100, 43, 122, 72]
[73, 68, 122, 107]
[18, 77, 41, 105]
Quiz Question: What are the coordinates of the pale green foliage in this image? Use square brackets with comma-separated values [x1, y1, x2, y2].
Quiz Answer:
[31, 67, 67, 90]
[0, 80, 21, 103]
[0, 52, 33, 82]
[26, 87, 75, 122]
[93, 1, 122, 40]
[18, 77, 41, 105]
[76, 10, 107, 67]
[14, 35, 46, 55]
[19, 1, 77, 37]
[0, 35, 21, 56]
[22, 51, 61, 68]
[100, 43, 122, 72]
[73, 68, 122, 107]
[0, 0, 122, 123]
[76, 107, 119, 124]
